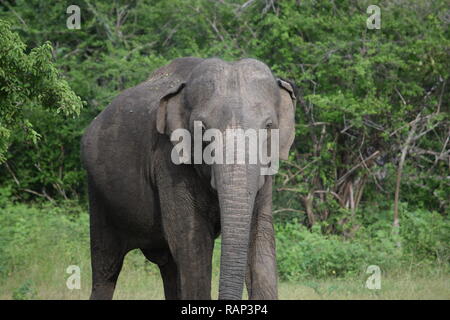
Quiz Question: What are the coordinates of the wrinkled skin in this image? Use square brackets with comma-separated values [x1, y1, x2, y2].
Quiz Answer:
[81, 57, 296, 300]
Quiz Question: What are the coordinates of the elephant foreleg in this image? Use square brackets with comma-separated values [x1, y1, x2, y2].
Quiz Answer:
[246, 176, 278, 300]
[158, 188, 215, 300]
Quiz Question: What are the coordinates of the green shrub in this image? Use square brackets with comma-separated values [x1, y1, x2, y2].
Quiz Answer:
[275, 209, 449, 281]
[276, 220, 400, 280]
[401, 209, 450, 264]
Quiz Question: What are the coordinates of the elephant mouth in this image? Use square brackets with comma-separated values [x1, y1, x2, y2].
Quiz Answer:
[209, 164, 265, 191]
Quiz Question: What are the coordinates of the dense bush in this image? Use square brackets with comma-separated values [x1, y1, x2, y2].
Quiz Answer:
[400, 208, 450, 264]
[276, 209, 449, 281]
[276, 220, 399, 280]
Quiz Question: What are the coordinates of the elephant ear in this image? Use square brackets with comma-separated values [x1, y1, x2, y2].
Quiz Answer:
[154, 57, 203, 135]
[156, 82, 187, 135]
[276, 79, 297, 160]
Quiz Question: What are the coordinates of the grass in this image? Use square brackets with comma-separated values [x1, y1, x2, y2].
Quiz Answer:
[0, 203, 448, 300]
[0, 245, 448, 300]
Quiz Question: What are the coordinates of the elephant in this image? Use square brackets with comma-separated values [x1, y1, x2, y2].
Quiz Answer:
[81, 57, 297, 300]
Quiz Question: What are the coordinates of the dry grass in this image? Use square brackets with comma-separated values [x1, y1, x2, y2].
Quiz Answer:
[1, 247, 448, 300]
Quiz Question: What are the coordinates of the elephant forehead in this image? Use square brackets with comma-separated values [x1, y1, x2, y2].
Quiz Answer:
[189, 58, 273, 85]
[235, 58, 273, 77]
[187, 60, 277, 104]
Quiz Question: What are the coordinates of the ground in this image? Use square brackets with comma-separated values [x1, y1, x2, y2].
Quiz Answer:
[1, 246, 448, 300]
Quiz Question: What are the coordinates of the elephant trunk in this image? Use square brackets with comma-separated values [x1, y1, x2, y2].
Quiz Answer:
[214, 163, 259, 300]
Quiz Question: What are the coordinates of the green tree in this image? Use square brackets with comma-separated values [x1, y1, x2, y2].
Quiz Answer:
[0, 20, 82, 163]
[0, 1, 448, 223]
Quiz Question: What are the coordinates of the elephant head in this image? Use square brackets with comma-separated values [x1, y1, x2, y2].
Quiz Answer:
[156, 58, 296, 299]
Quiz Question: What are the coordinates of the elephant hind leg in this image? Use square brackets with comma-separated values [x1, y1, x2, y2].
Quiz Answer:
[158, 256, 179, 300]
[88, 185, 128, 300]
[141, 249, 179, 300]
[90, 243, 127, 300]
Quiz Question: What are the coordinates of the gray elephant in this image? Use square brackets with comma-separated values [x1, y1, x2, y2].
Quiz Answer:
[81, 57, 296, 300]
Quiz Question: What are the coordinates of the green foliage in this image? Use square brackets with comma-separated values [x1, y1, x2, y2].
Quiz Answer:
[0, 0, 448, 212]
[276, 220, 397, 280]
[401, 209, 450, 263]
[266, 0, 450, 219]
[0, 20, 83, 163]
[276, 209, 449, 281]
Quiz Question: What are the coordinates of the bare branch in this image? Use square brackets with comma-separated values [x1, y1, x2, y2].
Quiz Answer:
[393, 113, 420, 232]
[336, 151, 381, 187]
[3, 161, 20, 186]
[273, 208, 304, 214]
